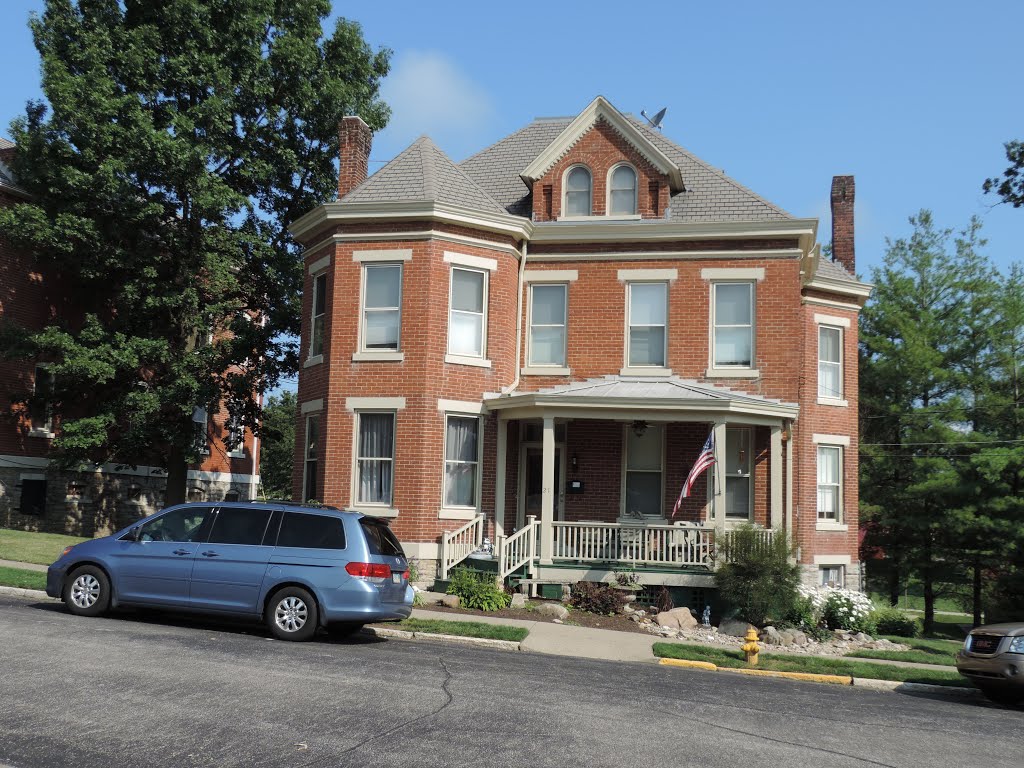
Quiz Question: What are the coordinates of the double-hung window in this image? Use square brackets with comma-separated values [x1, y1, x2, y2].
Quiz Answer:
[302, 414, 319, 503]
[362, 264, 402, 351]
[627, 282, 667, 368]
[356, 412, 395, 506]
[444, 415, 480, 509]
[817, 445, 842, 522]
[310, 273, 327, 359]
[818, 326, 843, 400]
[529, 284, 567, 367]
[712, 283, 754, 368]
[609, 165, 637, 216]
[564, 166, 592, 216]
[227, 415, 245, 458]
[192, 407, 210, 455]
[29, 364, 54, 436]
[448, 268, 487, 358]
[725, 427, 751, 520]
[623, 424, 663, 517]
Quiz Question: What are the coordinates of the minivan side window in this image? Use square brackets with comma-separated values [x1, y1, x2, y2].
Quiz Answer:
[360, 519, 404, 557]
[208, 507, 273, 546]
[277, 512, 346, 550]
[138, 506, 213, 542]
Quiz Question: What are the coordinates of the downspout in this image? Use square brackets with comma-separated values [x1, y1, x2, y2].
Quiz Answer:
[507, 238, 528, 394]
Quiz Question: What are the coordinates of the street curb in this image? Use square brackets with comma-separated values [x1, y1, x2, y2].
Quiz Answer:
[659, 658, 717, 671]
[362, 625, 521, 652]
[725, 667, 852, 685]
[0, 586, 51, 601]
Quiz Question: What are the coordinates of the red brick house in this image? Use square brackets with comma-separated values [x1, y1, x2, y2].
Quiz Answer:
[289, 96, 871, 593]
[0, 137, 261, 536]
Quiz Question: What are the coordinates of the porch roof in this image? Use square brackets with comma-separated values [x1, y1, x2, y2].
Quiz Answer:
[485, 375, 799, 422]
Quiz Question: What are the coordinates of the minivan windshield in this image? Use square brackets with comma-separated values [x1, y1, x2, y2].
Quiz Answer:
[360, 519, 404, 557]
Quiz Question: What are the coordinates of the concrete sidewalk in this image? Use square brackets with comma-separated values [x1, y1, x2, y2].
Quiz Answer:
[0, 559, 47, 573]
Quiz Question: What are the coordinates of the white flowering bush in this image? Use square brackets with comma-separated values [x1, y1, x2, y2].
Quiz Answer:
[796, 585, 875, 633]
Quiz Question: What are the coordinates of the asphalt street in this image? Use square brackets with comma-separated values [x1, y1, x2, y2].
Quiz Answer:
[0, 594, 1020, 768]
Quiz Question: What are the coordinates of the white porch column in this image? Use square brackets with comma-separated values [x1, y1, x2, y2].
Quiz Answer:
[494, 418, 507, 539]
[770, 425, 783, 529]
[539, 416, 556, 564]
[712, 420, 727, 532]
[785, 421, 794, 533]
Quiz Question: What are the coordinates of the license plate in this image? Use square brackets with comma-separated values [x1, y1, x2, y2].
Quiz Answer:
[392, 573, 402, 584]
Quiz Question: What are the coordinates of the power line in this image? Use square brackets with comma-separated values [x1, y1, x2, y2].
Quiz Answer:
[862, 438, 1024, 447]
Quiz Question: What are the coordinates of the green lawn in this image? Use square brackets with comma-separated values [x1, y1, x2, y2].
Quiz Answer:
[394, 618, 528, 642]
[868, 581, 967, 615]
[653, 642, 966, 686]
[0, 528, 89, 566]
[0, 566, 47, 591]
[846, 636, 961, 667]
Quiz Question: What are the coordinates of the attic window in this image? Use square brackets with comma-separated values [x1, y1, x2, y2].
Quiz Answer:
[609, 165, 637, 215]
[564, 166, 592, 216]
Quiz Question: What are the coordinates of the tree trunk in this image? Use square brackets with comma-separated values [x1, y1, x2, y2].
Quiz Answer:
[887, 561, 901, 607]
[973, 559, 983, 627]
[922, 558, 935, 636]
[164, 444, 188, 507]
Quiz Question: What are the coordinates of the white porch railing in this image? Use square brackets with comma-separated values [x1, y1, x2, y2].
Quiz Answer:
[440, 514, 485, 579]
[719, 527, 777, 562]
[495, 516, 538, 580]
[551, 521, 715, 568]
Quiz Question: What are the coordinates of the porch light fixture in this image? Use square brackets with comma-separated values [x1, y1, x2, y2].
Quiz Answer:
[631, 420, 648, 438]
[571, 454, 578, 471]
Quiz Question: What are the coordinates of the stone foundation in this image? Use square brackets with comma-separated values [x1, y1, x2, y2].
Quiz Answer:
[799, 562, 863, 592]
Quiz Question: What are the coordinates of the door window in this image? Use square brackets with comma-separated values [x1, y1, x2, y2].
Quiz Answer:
[277, 512, 346, 550]
[138, 506, 213, 542]
[360, 519, 405, 557]
[208, 507, 273, 546]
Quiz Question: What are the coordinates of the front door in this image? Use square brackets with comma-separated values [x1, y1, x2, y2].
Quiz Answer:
[520, 444, 564, 528]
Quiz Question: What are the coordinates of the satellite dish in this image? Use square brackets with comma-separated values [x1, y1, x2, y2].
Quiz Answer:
[641, 107, 667, 130]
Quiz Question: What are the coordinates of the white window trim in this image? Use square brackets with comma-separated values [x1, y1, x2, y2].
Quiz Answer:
[812, 433, 851, 446]
[606, 163, 638, 217]
[443, 251, 497, 272]
[816, 444, 844, 527]
[817, 322, 847, 406]
[619, 423, 666, 520]
[440, 411, 484, 517]
[350, 410, 399, 517]
[708, 280, 756, 375]
[346, 397, 406, 411]
[446, 265, 490, 362]
[624, 281, 669, 371]
[307, 253, 331, 275]
[353, 351, 404, 362]
[301, 413, 320, 503]
[226, 416, 246, 459]
[28, 363, 55, 438]
[561, 164, 592, 218]
[357, 262, 403, 356]
[353, 249, 412, 263]
[701, 267, 766, 281]
[813, 554, 852, 566]
[523, 270, 578, 283]
[724, 426, 753, 522]
[617, 268, 678, 282]
[527, 282, 569, 370]
[300, 398, 324, 414]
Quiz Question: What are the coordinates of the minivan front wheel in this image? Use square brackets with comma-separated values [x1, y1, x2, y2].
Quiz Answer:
[63, 565, 111, 617]
[267, 587, 319, 641]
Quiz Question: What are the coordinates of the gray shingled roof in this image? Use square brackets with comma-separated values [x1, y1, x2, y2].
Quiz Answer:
[458, 115, 791, 221]
[815, 257, 861, 284]
[0, 138, 14, 150]
[486, 375, 796, 409]
[341, 135, 506, 214]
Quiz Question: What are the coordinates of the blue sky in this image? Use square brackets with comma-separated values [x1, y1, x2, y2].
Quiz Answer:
[1, 0, 1021, 279]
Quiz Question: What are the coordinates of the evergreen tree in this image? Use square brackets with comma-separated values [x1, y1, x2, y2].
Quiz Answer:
[257, 390, 296, 499]
[0, 1, 389, 503]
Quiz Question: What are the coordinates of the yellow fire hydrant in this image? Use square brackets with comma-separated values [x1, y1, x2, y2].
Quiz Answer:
[742, 627, 761, 666]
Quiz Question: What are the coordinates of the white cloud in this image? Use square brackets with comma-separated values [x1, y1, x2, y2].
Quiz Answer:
[375, 50, 494, 162]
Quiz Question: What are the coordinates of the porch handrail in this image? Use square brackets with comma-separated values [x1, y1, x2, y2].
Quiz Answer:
[440, 513, 485, 580]
[496, 516, 537, 580]
[551, 520, 715, 568]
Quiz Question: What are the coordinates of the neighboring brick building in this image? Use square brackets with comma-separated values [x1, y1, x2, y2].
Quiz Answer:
[0, 138, 261, 536]
[290, 97, 871, 591]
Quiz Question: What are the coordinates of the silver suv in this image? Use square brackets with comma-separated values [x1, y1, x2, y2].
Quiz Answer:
[956, 622, 1024, 705]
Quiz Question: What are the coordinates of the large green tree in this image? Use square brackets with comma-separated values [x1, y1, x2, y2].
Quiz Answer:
[0, 1, 389, 503]
[257, 390, 296, 499]
[984, 140, 1024, 207]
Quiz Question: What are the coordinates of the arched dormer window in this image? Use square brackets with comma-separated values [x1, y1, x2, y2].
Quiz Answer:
[564, 165, 592, 216]
[609, 164, 638, 216]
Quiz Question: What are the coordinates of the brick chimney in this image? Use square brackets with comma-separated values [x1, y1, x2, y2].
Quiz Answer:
[830, 175, 855, 275]
[338, 116, 372, 199]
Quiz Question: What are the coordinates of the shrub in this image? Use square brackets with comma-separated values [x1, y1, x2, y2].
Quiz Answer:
[653, 586, 674, 615]
[810, 586, 876, 633]
[715, 526, 800, 626]
[569, 581, 629, 615]
[872, 606, 920, 637]
[446, 567, 510, 612]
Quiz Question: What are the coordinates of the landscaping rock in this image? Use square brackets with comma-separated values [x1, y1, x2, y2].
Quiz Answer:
[510, 593, 528, 609]
[853, 632, 872, 643]
[534, 603, 569, 621]
[780, 629, 808, 646]
[438, 594, 460, 608]
[656, 607, 699, 630]
[718, 618, 754, 637]
[759, 626, 783, 645]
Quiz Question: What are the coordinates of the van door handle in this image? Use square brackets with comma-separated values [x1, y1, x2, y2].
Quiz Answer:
[200, 551, 219, 557]
[172, 549, 191, 556]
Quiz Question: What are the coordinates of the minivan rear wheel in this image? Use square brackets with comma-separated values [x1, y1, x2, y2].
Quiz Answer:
[63, 565, 111, 617]
[267, 586, 318, 641]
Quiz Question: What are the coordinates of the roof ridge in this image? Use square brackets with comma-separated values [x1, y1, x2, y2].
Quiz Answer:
[418, 136, 436, 198]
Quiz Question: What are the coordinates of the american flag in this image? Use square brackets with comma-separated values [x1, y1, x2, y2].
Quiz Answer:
[672, 432, 716, 517]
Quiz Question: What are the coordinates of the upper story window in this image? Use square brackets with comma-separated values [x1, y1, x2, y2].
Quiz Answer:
[310, 273, 327, 359]
[29, 364, 54, 437]
[564, 166, 592, 216]
[361, 264, 402, 351]
[627, 282, 667, 368]
[608, 165, 637, 215]
[818, 325, 843, 400]
[448, 267, 487, 358]
[712, 282, 754, 368]
[529, 284, 568, 367]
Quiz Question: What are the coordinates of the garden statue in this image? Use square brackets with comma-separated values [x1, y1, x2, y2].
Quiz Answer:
[702, 605, 711, 627]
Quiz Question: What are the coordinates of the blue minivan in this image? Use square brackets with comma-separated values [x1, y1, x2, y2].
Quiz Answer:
[46, 501, 414, 641]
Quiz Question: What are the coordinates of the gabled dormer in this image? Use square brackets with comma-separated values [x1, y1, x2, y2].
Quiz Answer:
[520, 96, 685, 222]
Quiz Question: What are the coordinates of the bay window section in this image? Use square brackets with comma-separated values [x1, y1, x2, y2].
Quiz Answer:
[448, 268, 486, 358]
[444, 415, 480, 508]
[357, 413, 395, 506]
[713, 283, 754, 368]
[310, 273, 327, 359]
[624, 424, 663, 518]
[302, 415, 319, 503]
[818, 326, 843, 399]
[817, 445, 842, 521]
[529, 284, 567, 367]
[627, 282, 667, 367]
[725, 427, 751, 520]
[362, 264, 402, 351]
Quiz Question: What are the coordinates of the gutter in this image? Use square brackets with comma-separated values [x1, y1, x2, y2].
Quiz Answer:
[506, 239, 528, 394]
